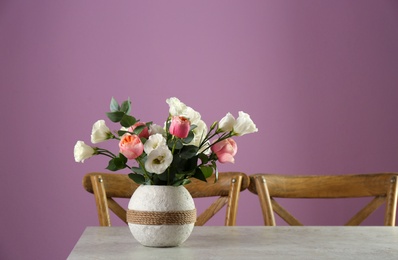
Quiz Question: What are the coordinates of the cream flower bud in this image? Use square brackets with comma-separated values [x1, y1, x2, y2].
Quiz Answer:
[91, 120, 111, 143]
[74, 141, 95, 163]
[218, 112, 235, 132]
[233, 111, 258, 136]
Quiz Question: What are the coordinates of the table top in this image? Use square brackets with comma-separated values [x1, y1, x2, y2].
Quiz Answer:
[68, 226, 398, 260]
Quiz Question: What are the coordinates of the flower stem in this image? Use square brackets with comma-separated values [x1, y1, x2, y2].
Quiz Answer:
[96, 149, 116, 159]
[168, 137, 178, 185]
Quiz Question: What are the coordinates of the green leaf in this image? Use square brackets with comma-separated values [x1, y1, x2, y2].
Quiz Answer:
[140, 137, 148, 144]
[131, 166, 146, 175]
[180, 146, 199, 159]
[132, 125, 145, 135]
[175, 139, 184, 149]
[120, 99, 131, 114]
[174, 173, 186, 179]
[106, 157, 127, 171]
[172, 179, 191, 186]
[128, 173, 146, 184]
[106, 111, 125, 122]
[118, 130, 129, 136]
[106, 153, 128, 171]
[119, 153, 128, 164]
[109, 97, 120, 112]
[183, 131, 195, 144]
[120, 115, 136, 127]
[193, 168, 207, 182]
[190, 124, 197, 131]
[167, 139, 183, 150]
[151, 174, 167, 185]
[200, 166, 213, 179]
[157, 171, 169, 181]
[198, 153, 209, 164]
[106, 160, 118, 171]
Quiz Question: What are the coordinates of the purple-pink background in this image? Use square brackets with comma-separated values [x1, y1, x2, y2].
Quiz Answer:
[1, 0, 398, 259]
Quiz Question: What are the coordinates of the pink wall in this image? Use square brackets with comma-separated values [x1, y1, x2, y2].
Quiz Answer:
[1, 0, 398, 259]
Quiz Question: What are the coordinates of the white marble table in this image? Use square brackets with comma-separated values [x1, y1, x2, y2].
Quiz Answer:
[68, 226, 398, 259]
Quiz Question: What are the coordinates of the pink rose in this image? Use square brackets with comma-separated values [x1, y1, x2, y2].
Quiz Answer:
[211, 138, 238, 163]
[169, 116, 191, 139]
[128, 122, 150, 139]
[119, 134, 144, 159]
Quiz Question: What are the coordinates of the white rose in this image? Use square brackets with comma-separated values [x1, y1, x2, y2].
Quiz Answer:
[91, 120, 111, 143]
[74, 141, 95, 163]
[144, 134, 167, 155]
[145, 146, 173, 174]
[166, 97, 201, 124]
[183, 106, 201, 125]
[233, 111, 258, 136]
[166, 97, 187, 116]
[218, 112, 235, 132]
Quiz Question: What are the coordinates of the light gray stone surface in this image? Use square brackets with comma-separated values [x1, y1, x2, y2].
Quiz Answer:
[68, 226, 398, 260]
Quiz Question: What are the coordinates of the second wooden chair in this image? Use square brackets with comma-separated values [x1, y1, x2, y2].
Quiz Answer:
[83, 171, 249, 226]
[249, 173, 398, 226]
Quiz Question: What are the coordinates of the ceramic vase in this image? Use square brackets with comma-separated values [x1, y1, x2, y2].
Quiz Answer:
[127, 185, 196, 247]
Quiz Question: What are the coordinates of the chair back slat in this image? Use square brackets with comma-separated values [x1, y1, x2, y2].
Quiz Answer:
[195, 197, 229, 226]
[345, 197, 385, 225]
[250, 174, 397, 198]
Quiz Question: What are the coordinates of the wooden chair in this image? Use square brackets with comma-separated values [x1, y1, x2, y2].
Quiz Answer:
[83, 171, 249, 226]
[248, 173, 398, 226]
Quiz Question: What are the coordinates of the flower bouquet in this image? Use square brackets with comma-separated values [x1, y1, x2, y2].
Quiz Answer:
[74, 97, 257, 186]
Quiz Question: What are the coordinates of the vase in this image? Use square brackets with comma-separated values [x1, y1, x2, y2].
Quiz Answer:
[127, 185, 196, 247]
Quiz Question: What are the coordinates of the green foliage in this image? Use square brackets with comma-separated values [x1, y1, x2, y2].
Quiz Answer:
[200, 166, 214, 179]
[120, 115, 136, 127]
[109, 97, 120, 112]
[106, 97, 136, 127]
[106, 153, 128, 171]
[106, 111, 125, 122]
[128, 173, 145, 184]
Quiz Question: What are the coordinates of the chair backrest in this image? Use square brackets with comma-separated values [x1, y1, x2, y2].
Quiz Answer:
[83, 171, 250, 226]
[248, 173, 398, 226]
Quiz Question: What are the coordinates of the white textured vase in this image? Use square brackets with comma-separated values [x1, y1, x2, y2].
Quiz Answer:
[127, 185, 196, 247]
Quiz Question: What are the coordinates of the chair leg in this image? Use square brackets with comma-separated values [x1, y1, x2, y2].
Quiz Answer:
[385, 176, 398, 226]
[225, 176, 243, 226]
[90, 175, 111, 226]
[254, 176, 276, 226]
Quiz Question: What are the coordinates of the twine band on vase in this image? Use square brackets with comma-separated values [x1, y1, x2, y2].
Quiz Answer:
[127, 209, 197, 225]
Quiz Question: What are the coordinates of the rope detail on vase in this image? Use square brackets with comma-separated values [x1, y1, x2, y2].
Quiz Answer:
[127, 209, 197, 225]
